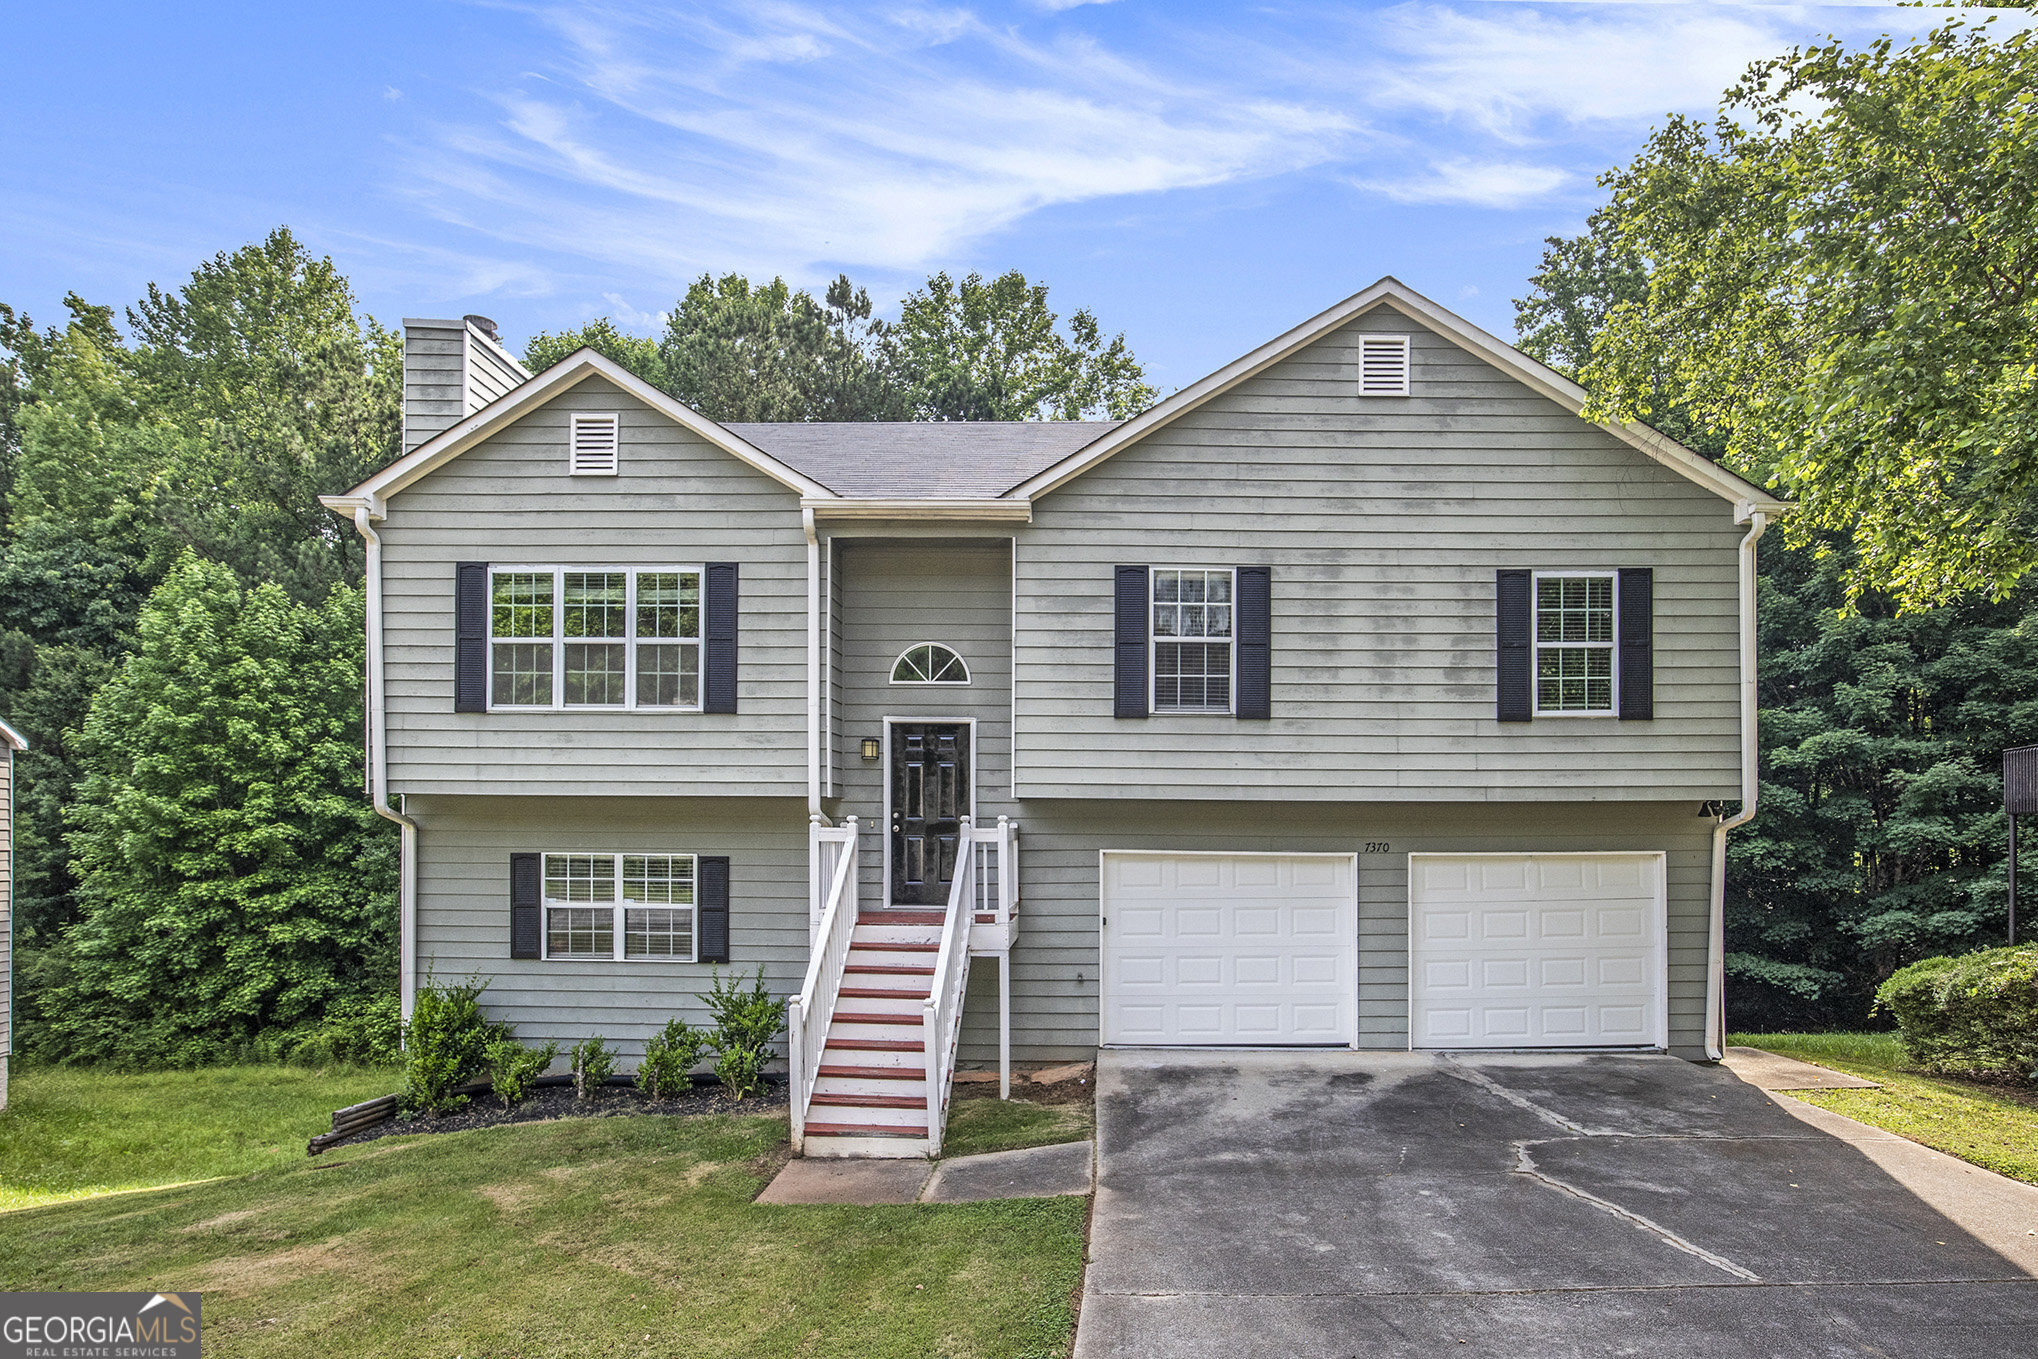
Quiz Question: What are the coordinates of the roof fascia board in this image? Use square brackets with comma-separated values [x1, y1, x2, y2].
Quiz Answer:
[802, 497, 1032, 523]
[342, 350, 834, 511]
[0, 715, 25, 750]
[1010, 277, 1791, 515]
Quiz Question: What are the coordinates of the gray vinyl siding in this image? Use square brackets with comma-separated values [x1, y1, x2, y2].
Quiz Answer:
[465, 332, 529, 408]
[953, 798, 1718, 1064]
[1014, 304, 1746, 803]
[827, 540, 1015, 903]
[401, 320, 468, 454]
[1, 745, 11, 1075]
[408, 794, 807, 1057]
[378, 375, 808, 797]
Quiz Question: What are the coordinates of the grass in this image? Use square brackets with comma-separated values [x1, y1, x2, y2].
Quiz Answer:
[1732, 1031, 2038, 1186]
[0, 1064, 397, 1211]
[942, 1093, 1093, 1161]
[0, 1067, 1089, 1357]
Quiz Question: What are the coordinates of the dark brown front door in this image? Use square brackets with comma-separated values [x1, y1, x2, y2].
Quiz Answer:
[890, 723, 969, 906]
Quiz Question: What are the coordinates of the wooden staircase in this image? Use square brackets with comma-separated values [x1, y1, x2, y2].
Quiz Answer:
[803, 911, 947, 1158]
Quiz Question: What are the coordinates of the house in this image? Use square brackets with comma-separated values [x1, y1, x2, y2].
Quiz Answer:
[1, 717, 25, 1112]
[323, 281, 1788, 1158]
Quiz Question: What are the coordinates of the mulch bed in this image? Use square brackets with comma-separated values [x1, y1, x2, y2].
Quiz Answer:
[322, 1080, 789, 1152]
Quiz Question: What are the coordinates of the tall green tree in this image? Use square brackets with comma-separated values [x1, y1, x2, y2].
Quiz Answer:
[26, 555, 395, 1066]
[523, 316, 668, 389]
[658, 272, 904, 422]
[1578, 20, 2038, 608]
[886, 270, 1155, 421]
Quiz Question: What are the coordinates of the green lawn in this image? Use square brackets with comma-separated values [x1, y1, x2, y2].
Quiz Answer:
[0, 1064, 397, 1211]
[942, 1092, 1092, 1161]
[1732, 1031, 2038, 1186]
[0, 1068, 1088, 1357]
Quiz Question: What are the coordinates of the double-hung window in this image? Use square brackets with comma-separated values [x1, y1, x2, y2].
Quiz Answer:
[542, 852, 696, 960]
[489, 567, 701, 710]
[1152, 567, 1234, 713]
[1534, 572, 1616, 714]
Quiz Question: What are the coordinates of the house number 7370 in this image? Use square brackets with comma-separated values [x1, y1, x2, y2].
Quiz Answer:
[1363, 842, 1391, 854]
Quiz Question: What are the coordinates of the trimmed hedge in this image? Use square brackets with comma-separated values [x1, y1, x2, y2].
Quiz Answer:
[1876, 945, 2038, 1081]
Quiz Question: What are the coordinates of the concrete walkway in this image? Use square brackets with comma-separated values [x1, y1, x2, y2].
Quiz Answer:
[758, 1138, 1092, 1205]
[1076, 1049, 2038, 1358]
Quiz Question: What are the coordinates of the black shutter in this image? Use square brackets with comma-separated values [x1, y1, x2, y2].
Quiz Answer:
[1235, 566, 1271, 720]
[455, 562, 489, 713]
[703, 562, 738, 714]
[1114, 566, 1149, 718]
[510, 852, 542, 959]
[1496, 569, 1533, 723]
[1618, 568, 1654, 721]
[697, 856, 731, 964]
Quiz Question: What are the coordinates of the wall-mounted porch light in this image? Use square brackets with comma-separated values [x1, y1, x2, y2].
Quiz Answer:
[861, 737, 882, 762]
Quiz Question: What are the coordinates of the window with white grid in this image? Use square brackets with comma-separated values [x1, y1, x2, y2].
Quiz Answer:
[543, 852, 696, 960]
[1151, 568, 1234, 713]
[489, 568, 701, 710]
[1534, 573, 1617, 714]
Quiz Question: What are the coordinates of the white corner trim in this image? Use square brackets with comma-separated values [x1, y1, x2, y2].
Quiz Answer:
[340, 350, 836, 505]
[1007, 276, 1793, 517]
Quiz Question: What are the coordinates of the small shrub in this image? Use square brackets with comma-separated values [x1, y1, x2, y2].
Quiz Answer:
[638, 1017, 711, 1099]
[401, 978, 508, 1114]
[288, 993, 403, 1068]
[571, 1035, 618, 1100]
[487, 1038, 558, 1109]
[705, 967, 786, 1101]
[1877, 944, 2038, 1081]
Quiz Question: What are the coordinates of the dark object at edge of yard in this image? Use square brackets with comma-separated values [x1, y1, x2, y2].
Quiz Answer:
[308, 1075, 789, 1155]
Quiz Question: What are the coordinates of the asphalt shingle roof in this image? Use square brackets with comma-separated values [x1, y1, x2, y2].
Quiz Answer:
[723, 420, 1119, 498]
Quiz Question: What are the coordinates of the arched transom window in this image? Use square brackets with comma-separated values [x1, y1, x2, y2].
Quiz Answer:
[891, 643, 970, 685]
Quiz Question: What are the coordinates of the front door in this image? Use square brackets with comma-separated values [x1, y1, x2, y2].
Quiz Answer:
[890, 723, 970, 906]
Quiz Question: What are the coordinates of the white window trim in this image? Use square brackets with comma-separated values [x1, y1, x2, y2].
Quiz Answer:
[568, 412, 621, 476]
[889, 642, 972, 686]
[487, 565, 704, 713]
[1149, 565, 1237, 716]
[1358, 334, 1412, 397]
[1531, 568, 1620, 719]
[539, 850, 699, 963]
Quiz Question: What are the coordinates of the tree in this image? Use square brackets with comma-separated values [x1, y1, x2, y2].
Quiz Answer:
[658, 272, 904, 422]
[25, 554, 395, 1066]
[524, 317, 668, 390]
[1728, 537, 2038, 1029]
[885, 270, 1156, 421]
[1579, 21, 2038, 609]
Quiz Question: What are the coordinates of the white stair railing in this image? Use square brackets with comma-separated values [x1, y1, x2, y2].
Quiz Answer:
[789, 816, 859, 1154]
[922, 818, 976, 1157]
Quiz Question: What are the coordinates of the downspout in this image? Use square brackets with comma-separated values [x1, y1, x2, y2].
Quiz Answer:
[1706, 509, 1769, 1060]
[804, 506, 829, 826]
[355, 506, 420, 1021]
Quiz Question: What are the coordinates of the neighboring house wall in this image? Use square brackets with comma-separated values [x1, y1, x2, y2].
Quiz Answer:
[377, 375, 810, 797]
[408, 794, 808, 1055]
[1, 740, 10, 1109]
[830, 539, 1016, 903]
[1013, 304, 1745, 802]
[952, 798, 1717, 1063]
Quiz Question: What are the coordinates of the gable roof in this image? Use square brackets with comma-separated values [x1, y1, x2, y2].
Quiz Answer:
[335, 350, 834, 513]
[727, 421, 1118, 498]
[0, 717, 25, 751]
[1009, 276, 1790, 519]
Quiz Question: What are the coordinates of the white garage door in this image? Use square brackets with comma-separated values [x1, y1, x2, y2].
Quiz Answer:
[1101, 852, 1356, 1046]
[1409, 853, 1666, 1049]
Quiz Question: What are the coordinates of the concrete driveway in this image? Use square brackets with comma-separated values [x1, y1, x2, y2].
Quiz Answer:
[1076, 1050, 2038, 1358]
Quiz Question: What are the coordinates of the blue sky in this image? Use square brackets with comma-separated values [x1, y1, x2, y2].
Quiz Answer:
[0, 1, 1962, 390]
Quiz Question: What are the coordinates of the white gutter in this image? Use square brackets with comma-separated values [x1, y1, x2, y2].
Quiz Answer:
[1706, 508, 1770, 1060]
[346, 501, 420, 1022]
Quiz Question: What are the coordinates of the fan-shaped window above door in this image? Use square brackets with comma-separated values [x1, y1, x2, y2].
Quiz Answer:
[891, 643, 971, 685]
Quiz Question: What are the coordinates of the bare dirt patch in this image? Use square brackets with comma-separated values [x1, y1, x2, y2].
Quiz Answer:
[194, 1240, 348, 1295]
[181, 1209, 260, 1234]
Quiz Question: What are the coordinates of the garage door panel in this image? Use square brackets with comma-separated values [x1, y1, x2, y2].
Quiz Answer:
[1102, 852, 1357, 1047]
[1411, 853, 1664, 1050]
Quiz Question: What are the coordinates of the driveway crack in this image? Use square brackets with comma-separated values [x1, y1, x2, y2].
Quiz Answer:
[1511, 1138, 1761, 1282]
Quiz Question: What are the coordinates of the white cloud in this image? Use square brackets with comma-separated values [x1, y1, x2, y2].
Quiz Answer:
[1361, 158, 1571, 208]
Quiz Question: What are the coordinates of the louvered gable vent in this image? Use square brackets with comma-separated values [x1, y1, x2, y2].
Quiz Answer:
[1358, 334, 1411, 397]
[569, 413, 620, 475]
